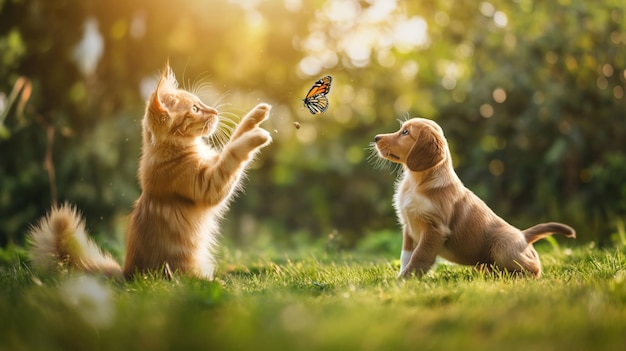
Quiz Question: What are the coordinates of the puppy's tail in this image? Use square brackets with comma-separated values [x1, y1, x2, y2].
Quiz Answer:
[27, 203, 123, 280]
[522, 222, 576, 245]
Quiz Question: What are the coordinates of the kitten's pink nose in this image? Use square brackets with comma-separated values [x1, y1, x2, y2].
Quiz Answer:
[208, 107, 218, 115]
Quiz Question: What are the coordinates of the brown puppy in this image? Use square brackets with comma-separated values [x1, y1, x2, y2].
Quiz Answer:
[374, 118, 575, 278]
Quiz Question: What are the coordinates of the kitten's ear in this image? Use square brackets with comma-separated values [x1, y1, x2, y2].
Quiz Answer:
[148, 63, 177, 115]
[160, 60, 178, 91]
[149, 75, 167, 115]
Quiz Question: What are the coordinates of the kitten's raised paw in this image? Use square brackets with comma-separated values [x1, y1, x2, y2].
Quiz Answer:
[244, 103, 271, 125]
[243, 127, 272, 149]
[232, 103, 272, 140]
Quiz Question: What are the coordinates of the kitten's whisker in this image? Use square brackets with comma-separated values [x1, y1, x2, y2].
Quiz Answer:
[190, 72, 211, 95]
[214, 103, 234, 113]
[194, 81, 212, 93]
[218, 117, 236, 131]
[219, 126, 234, 135]
[218, 121, 236, 132]
[218, 111, 239, 119]
[220, 127, 233, 139]
[204, 116, 238, 150]
[218, 113, 239, 125]
[217, 133, 229, 149]
[201, 120, 211, 137]
[213, 92, 231, 109]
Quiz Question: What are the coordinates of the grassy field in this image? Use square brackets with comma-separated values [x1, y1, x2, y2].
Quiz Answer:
[1, 240, 625, 351]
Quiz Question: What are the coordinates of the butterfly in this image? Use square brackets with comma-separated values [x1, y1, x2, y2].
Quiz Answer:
[302, 75, 332, 114]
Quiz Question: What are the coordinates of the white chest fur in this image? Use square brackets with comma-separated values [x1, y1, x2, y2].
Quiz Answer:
[394, 177, 435, 247]
[394, 177, 435, 220]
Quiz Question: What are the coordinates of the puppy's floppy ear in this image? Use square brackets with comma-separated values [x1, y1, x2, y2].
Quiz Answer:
[406, 126, 445, 171]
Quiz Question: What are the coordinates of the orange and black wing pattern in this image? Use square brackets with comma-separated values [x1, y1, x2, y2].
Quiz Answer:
[303, 75, 332, 114]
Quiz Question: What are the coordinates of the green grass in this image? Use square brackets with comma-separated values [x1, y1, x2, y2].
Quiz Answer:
[1, 242, 625, 351]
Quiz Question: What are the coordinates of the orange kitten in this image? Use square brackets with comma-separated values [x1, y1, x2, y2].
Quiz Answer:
[28, 63, 272, 280]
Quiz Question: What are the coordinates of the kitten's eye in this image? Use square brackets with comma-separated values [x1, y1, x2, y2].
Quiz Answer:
[401, 129, 409, 135]
[192, 105, 200, 113]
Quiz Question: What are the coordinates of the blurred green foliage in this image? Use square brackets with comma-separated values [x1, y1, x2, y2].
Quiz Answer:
[0, 0, 624, 248]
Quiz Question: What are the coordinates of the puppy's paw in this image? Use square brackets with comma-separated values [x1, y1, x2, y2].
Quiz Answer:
[397, 269, 411, 279]
[397, 265, 426, 279]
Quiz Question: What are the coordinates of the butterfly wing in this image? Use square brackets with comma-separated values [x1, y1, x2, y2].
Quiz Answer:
[305, 76, 332, 98]
[304, 94, 329, 114]
[303, 76, 332, 114]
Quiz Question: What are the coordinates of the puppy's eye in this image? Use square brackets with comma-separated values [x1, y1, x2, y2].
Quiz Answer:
[401, 129, 409, 135]
[192, 105, 200, 113]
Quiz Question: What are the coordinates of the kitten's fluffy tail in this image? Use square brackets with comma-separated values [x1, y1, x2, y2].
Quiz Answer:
[27, 203, 123, 280]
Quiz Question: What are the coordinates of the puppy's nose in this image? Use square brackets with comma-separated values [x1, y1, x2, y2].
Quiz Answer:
[374, 135, 381, 142]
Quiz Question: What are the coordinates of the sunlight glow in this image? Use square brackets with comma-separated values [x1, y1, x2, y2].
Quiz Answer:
[297, 0, 430, 75]
[324, 0, 360, 22]
[434, 12, 450, 27]
[493, 88, 507, 103]
[320, 50, 339, 68]
[456, 42, 474, 59]
[493, 11, 508, 28]
[363, 0, 396, 21]
[400, 61, 419, 80]
[342, 29, 377, 67]
[480, 2, 495, 17]
[302, 31, 327, 52]
[245, 10, 264, 27]
[376, 50, 396, 68]
[438, 61, 462, 90]
[480, 2, 508, 28]
[229, 0, 265, 27]
[284, 0, 302, 12]
[393, 17, 429, 52]
[298, 56, 322, 76]
[480, 104, 494, 118]
[298, 51, 337, 76]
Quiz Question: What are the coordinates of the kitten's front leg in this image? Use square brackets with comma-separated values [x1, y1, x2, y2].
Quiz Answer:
[230, 103, 272, 141]
[196, 105, 271, 207]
